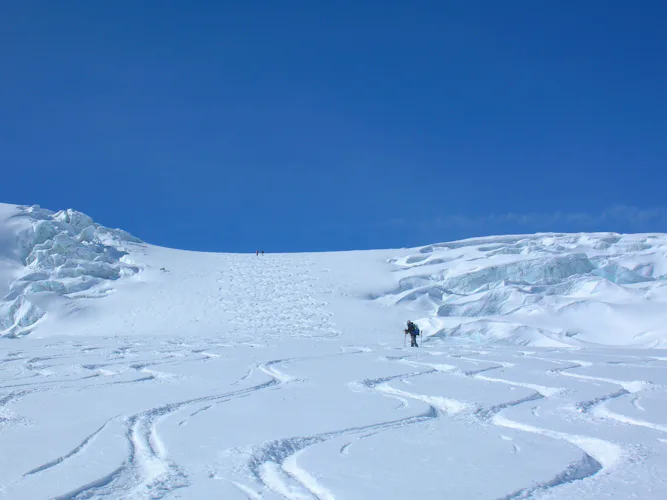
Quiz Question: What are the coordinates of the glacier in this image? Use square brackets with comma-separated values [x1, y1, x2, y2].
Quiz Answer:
[1, 202, 666, 499]
[0, 204, 140, 338]
[382, 232, 667, 348]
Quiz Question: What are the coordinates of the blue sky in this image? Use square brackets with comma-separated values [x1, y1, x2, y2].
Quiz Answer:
[1, 1, 665, 252]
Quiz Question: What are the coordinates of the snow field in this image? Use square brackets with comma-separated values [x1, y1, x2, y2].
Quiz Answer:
[2, 336, 667, 499]
[1, 203, 667, 498]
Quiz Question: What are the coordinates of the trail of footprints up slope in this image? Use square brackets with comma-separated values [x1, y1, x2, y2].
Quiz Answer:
[216, 254, 340, 340]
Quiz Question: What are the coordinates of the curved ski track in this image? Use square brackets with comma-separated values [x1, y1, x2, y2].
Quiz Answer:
[50, 359, 293, 500]
[239, 368, 442, 499]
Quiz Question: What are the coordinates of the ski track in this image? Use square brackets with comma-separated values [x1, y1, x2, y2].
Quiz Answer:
[592, 406, 667, 434]
[556, 362, 650, 393]
[5, 343, 663, 499]
[24, 418, 116, 476]
[475, 392, 545, 421]
[53, 365, 289, 500]
[245, 405, 438, 500]
[376, 350, 652, 499]
[237, 347, 646, 499]
[51, 384, 265, 498]
[575, 389, 630, 414]
[474, 373, 564, 398]
[240, 367, 443, 499]
[479, 354, 627, 497]
[496, 451, 603, 500]
[42, 346, 336, 498]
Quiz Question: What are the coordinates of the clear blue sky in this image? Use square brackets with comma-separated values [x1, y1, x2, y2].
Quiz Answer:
[2, 1, 666, 252]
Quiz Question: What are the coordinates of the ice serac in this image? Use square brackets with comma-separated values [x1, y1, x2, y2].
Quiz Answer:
[0, 204, 142, 337]
[384, 232, 667, 348]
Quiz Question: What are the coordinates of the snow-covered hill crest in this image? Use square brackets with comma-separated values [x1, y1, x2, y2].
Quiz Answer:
[0, 204, 141, 337]
[383, 233, 667, 347]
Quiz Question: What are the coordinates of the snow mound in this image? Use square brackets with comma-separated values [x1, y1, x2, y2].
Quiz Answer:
[0, 204, 142, 337]
[382, 233, 667, 347]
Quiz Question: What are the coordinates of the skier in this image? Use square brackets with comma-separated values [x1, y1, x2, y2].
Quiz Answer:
[261, 249, 265, 255]
[404, 320, 420, 347]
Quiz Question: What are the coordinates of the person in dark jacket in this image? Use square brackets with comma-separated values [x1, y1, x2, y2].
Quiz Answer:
[404, 320, 420, 347]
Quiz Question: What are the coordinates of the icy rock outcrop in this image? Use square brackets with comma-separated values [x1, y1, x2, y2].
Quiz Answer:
[0, 205, 142, 337]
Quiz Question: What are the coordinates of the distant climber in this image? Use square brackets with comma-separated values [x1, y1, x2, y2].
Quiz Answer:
[256, 250, 259, 256]
[261, 249, 265, 256]
[404, 320, 420, 347]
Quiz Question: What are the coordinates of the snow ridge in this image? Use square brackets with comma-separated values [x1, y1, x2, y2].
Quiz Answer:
[0, 205, 141, 337]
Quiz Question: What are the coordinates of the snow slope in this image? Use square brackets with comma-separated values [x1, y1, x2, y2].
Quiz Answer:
[1, 203, 667, 499]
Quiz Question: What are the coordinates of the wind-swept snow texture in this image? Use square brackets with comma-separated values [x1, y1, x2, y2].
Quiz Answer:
[1, 203, 667, 499]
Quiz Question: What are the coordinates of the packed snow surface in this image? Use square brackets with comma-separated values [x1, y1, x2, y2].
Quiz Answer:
[1, 203, 667, 499]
